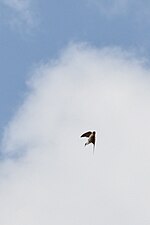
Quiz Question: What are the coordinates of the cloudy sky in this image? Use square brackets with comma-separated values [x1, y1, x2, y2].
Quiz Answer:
[1, 1, 150, 224]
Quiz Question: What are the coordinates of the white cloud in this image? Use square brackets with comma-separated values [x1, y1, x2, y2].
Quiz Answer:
[1, 0, 37, 30]
[1, 43, 150, 225]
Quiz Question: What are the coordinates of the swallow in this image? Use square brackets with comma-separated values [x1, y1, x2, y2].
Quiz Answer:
[80, 131, 96, 154]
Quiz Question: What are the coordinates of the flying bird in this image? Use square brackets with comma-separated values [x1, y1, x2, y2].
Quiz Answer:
[80, 131, 96, 154]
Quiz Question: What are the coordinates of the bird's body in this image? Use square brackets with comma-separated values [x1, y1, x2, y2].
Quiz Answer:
[80, 131, 96, 153]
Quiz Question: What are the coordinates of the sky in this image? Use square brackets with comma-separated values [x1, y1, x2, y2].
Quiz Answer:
[1, 1, 150, 224]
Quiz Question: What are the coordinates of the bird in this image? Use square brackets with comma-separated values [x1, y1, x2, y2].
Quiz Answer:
[80, 131, 96, 154]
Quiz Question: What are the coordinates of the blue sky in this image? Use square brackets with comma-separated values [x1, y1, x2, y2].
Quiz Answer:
[1, 1, 150, 224]
[1, 0, 150, 136]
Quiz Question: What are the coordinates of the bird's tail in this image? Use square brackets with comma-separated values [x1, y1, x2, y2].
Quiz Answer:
[93, 145, 95, 155]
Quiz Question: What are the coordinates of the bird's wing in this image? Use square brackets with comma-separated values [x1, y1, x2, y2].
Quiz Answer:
[90, 135, 95, 145]
[80, 131, 92, 138]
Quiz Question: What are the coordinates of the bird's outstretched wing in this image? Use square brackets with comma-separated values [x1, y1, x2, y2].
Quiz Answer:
[90, 135, 95, 145]
[80, 131, 92, 138]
